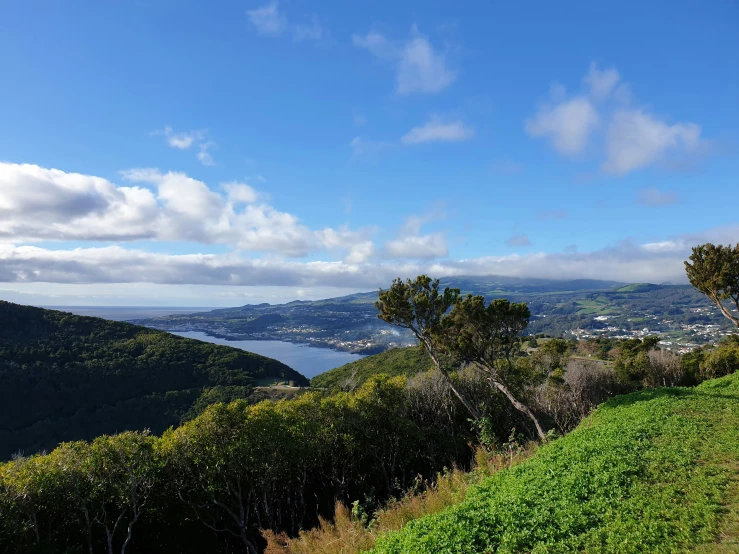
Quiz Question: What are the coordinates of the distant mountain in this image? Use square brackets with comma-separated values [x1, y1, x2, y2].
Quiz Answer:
[0, 301, 308, 459]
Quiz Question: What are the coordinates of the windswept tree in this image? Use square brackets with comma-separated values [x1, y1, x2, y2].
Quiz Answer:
[685, 243, 739, 328]
[376, 276, 481, 420]
[437, 295, 548, 441]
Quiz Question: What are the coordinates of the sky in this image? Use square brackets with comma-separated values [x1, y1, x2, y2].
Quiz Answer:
[0, 0, 738, 306]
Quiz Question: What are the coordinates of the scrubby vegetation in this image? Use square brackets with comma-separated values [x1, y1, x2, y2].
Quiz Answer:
[311, 346, 432, 389]
[0, 301, 308, 458]
[369, 371, 739, 553]
[2, 244, 739, 553]
[0, 374, 492, 553]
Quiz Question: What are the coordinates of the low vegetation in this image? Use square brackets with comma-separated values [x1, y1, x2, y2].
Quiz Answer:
[2, 243, 738, 553]
[311, 346, 432, 389]
[368, 371, 739, 553]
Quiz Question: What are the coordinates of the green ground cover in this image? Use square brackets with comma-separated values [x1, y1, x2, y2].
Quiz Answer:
[369, 372, 739, 553]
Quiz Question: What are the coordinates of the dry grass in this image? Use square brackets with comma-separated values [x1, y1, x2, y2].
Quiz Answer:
[262, 444, 537, 554]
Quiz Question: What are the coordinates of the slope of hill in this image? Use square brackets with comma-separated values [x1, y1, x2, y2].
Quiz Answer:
[311, 346, 432, 389]
[0, 301, 308, 459]
[369, 372, 739, 553]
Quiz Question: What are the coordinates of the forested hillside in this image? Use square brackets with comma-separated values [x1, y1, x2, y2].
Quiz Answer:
[311, 346, 432, 389]
[0, 301, 308, 459]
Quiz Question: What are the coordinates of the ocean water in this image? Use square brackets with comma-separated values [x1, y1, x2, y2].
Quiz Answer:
[40, 306, 212, 321]
[173, 331, 366, 379]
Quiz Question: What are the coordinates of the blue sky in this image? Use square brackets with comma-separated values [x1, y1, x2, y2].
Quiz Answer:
[0, 0, 737, 305]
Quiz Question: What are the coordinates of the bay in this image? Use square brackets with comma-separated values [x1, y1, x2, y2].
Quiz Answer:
[172, 331, 366, 379]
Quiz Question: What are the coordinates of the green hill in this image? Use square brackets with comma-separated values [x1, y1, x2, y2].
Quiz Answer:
[370, 372, 739, 554]
[311, 346, 432, 388]
[614, 283, 661, 293]
[0, 301, 308, 459]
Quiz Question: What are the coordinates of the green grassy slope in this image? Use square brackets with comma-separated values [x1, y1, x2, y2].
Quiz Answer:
[0, 301, 308, 459]
[369, 372, 739, 554]
[311, 346, 432, 389]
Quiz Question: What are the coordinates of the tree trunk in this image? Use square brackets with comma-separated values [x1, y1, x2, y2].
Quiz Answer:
[710, 293, 739, 328]
[490, 379, 547, 441]
[424, 343, 481, 420]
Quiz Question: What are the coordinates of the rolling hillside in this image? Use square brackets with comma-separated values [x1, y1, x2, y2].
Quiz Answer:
[0, 301, 308, 459]
[369, 372, 739, 553]
[137, 277, 731, 354]
[311, 346, 432, 389]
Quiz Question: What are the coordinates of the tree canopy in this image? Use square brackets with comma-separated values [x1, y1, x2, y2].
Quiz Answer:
[0, 301, 308, 459]
[685, 243, 739, 328]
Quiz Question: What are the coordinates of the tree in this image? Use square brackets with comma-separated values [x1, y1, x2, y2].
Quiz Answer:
[685, 243, 739, 328]
[438, 295, 548, 441]
[85, 432, 156, 554]
[376, 276, 481, 420]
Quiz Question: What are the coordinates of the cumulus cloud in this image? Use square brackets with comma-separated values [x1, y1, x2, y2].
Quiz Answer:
[382, 211, 448, 260]
[353, 25, 456, 94]
[402, 118, 474, 144]
[0, 163, 158, 241]
[602, 110, 701, 175]
[582, 61, 621, 100]
[315, 227, 376, 264]
[637, 187, 678, 206]
[526, 62, 706, 174]
[525, 94, 599, 156]
[0, 162, 369, 258]
[247, 2, 323, 41]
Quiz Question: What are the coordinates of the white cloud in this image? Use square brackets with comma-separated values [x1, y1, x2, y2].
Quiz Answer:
[527, 63, 706, 174]
[152, 126, 216, 166]
[247, 1, 287, 36]
[602, 109, 701, 174]
[223, 181, 259, 204]
[583, 62, 621, 100]
[637, 187, 678, 206]
[0, 163, 158, 241]
[0, 162, 373, 258]
[197, 141, 216, 166]
[315, 227, 377, 264]
[152, 126, 205, 150]
[383, 210, 448, 260]
[402, 118, 474, 144]
[525, 95, 599, 156]
[3, 225, 738, 288]
[353, 25, 456, 94]
[247, 2, 323, 41]
[384, 234, 448, 259]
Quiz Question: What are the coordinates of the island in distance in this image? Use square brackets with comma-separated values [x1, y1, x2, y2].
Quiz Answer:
[135, 275, 735, 355]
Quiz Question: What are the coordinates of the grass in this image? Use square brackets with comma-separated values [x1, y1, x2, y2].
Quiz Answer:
[366, 371, 739, 553]
[262, 446, 537, 554]
[311, 346, 432, 389]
